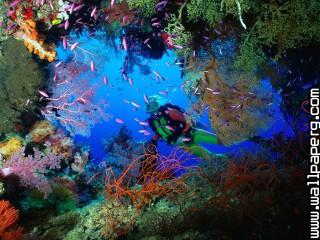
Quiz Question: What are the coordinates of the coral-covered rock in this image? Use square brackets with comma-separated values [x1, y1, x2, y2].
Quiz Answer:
[29, 120, 55, 144]
[45, 130, 74, 159]
[71, 149, 89, 174]
[0, 38, 44, 133]
[0, 137, 23, 159]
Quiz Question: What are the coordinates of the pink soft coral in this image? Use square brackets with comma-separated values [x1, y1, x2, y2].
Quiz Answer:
[0, 148, 62, 197]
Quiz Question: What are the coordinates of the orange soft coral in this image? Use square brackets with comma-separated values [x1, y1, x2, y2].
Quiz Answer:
[0, 200, 23, 240]
[19, 20, 56, 62]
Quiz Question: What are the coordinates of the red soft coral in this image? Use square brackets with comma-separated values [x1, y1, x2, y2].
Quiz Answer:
[23, 7, 33, 20]
[0, 200, 23, 240]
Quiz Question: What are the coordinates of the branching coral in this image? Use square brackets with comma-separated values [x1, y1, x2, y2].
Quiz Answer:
[71, 148, 89, 174]
[27, 120, 75, 159]
[254, 0, 320, 59]
[164, 3, 192, 57]
[28, 120, 55, 144]
[3, 0, 59, 62]
[33, 211, 80, 240]
[105, 146, 197, 209]
[0, 200, 23, 240]
[65, 200, 139, 240]
[202, 156, 288, 222]
[186, 0, 222, 26]
[184, 0, 320, 72]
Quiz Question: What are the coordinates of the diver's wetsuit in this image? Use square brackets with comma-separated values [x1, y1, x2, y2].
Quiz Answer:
[147, 104, 219, 160]
[138, 104, 220, 182]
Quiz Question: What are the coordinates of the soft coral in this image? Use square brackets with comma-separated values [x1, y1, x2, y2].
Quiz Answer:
[0, 148, 62, 197]
[0, 200, 23, 240]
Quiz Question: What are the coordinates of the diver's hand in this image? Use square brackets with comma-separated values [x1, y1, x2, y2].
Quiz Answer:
[176, 136, 184, 145]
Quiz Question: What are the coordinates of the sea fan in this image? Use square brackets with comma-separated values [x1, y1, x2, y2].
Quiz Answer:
[43, 62, 110, 137]
[202, 60, 277, 145]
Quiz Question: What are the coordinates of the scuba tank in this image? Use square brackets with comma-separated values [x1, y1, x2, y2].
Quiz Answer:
[148, 104, 188, 145]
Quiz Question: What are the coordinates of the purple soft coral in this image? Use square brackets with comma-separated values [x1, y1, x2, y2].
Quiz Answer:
[0, 148, 62, 197]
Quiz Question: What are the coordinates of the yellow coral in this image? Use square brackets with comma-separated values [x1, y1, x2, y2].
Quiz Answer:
[0, 137, 23, 158]
[29, 120, 55, 144]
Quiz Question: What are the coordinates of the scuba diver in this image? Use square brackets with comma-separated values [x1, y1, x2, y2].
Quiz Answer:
[137, 95, 224, 182]
[145, 95, 223, 160]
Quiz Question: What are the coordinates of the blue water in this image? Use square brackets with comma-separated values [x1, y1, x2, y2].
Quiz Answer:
[54, 30, 293, 163]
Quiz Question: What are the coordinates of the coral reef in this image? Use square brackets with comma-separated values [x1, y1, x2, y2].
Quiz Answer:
[105, 1, 136, 26]
[164, 7, 192, 57]
[33, 211, 80, 240]
[2, 0, 59, 62]
[0, 182, 4, 196]
[71, 148, 89, 174]
[186, 0, 222, 26]
[0, 38, 44, 133]
[64, 199, 138, 240]
[44, 130, 74, 160]
[0, 1, 313, 240]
